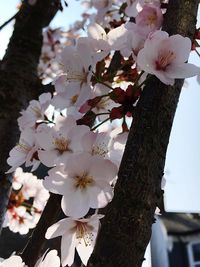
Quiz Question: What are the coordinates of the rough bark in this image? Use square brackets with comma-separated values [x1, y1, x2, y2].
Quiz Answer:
[20, 194, 62, 267]
[87, 1, 199, 267]
[0, 0, 60, 233]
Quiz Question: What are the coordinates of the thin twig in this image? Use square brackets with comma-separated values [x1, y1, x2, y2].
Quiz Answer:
[0, 12, 18, 31]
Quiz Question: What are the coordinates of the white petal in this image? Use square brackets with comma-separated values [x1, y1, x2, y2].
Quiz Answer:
[89, 156, 118, 182]
[45, 218, 74, 239]
[61, 233, 76, 267]
[61, 190, 90, 218]
[88, 23, 107, 40]
[166, 63, 200, 79]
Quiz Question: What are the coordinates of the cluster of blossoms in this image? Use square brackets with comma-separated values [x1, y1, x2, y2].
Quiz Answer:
[0, 250, 60, 267]
[4, 0, 200, 266]
[3, 168, 49, 235]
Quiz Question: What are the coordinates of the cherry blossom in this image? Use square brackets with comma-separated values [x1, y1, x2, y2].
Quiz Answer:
[0, 250, 60, 267]
[36, 116, 90, 167]
[45, 214, 103, 266]
[123, 22, 147, 58]
[4, 168, 49, 234]
[137, 31, 200, 85]
[3, 206, 37, 235]
[135, 3, 163, 34]
[54, 42, 95, 108]
[7, 129, 39, 173]
[87, 23, 128, 53]
[18, 93, 53, 131]
[81, 131, 111, 157]
[43, 153, 117, 218]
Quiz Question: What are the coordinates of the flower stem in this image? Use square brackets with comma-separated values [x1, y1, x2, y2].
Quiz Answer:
[91, 118, 110, 131]
[195, 48, 200, 57]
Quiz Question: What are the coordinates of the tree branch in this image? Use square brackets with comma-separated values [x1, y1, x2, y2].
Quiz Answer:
[87, 1, 199, 267]
[0, 12, 18, 31]
[0, 0, 60, 233]
[20, 194, 62, 267]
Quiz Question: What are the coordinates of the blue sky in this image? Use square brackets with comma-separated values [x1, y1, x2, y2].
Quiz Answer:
[0, 1, 200, 213]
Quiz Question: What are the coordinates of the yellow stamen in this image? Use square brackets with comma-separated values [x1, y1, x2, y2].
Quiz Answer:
[75, 172, 94, 190]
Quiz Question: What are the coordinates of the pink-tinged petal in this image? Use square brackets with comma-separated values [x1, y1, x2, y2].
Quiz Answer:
[64, 153, 91, 175]
[89, 156, 118, 182]
[61, 190, 90, 218]
[81, 131, 97, 152]
[107, 25, 128, 50]
[165, 35, 191, 63]
[38, 150, 59, 167]
[43, 172, 70, 195]
[55, 114, 76, 132]
[61, 233, 76, 267]
[69, 125, 90, 152]
[45, 218, 75, 239]
[36, 130, 55, 150]
[166, 63, 200, 79]
[60, 46, 83, 73]
[137, 49, 155, 74]
[76, 41, 93, 71]
[89, 182, 113, 208]
[38, 92, 52, 105]
[7, 147, 26, 169]
[153, 70, 175, 85]
[88, 23, 106, 41]
[75, 83, 92, 108]
[51, 93, 71, 110]
[54, 75, 67, 93]
[143, 30, 169, 56]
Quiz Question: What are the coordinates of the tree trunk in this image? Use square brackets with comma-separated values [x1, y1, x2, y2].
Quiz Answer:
[0, 0, 60, 233]
[87, 1, 199, 267]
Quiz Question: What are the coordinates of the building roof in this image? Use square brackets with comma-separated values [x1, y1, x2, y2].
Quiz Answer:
[161, 213, 200, 235]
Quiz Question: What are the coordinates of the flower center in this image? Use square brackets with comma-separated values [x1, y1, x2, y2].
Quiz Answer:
[70, 94, 79, 104]
[147, 13, 157, 26]
[75, 172, 94, 190]
[66, 67, 88, 86]
[156, 50, 176, 71]
[54, 137, 71, 154]
[8, 191, 25, 209]
[16, 142, 31, 153]
[92, 144, 108, 157]
[75, 221, 94, 246]
[30, 106, 42, 119]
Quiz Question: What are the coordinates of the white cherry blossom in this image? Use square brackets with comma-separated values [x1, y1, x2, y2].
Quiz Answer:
[137, 30, 200, 85]
[135, 3, 163, 35]
[18, 93, 53, 131]
[3, 206, 37, 235]
[7, 129, 39, 173]
[54, 42, 95, 108]
[36, 116, 90, 167]
[43, 153, 117, 218]
[45, 214, 103, 266]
